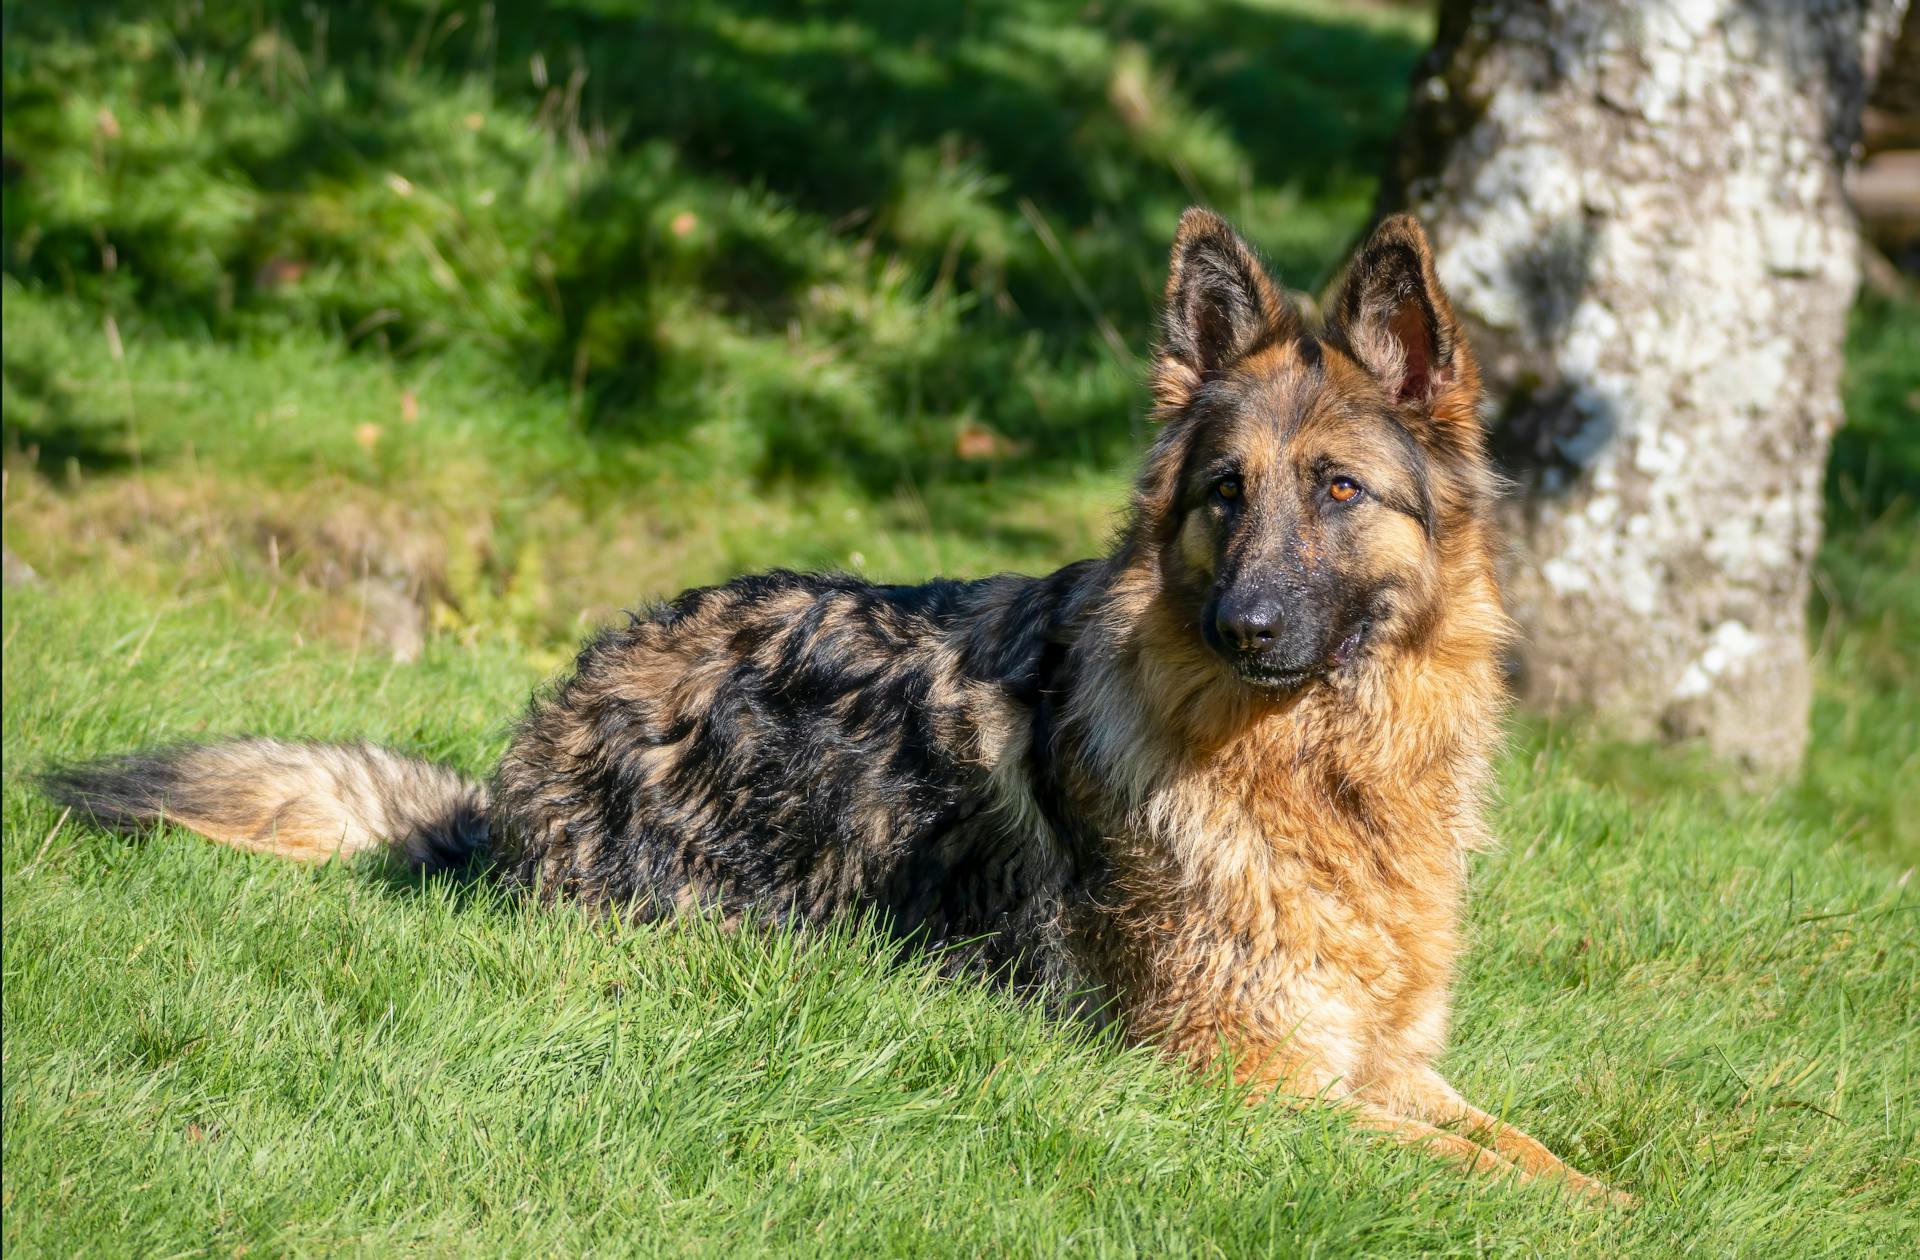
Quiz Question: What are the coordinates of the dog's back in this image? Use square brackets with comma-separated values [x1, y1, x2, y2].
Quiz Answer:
[488, 565, 1106, 977]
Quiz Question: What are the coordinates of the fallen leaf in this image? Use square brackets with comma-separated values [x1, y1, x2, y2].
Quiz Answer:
[954, 421, 1024, 461]
[253, 257, 309, 290]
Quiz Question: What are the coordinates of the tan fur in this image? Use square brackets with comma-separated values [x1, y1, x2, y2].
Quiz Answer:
[1066, 212, 1628, 1205]
[1076, 514, 1626, 1200]
[136, 740, 481, 866]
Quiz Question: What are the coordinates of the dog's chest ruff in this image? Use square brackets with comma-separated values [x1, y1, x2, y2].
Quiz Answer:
[1070, 690, 1480, 1085]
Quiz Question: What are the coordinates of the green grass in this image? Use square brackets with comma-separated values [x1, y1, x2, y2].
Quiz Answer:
[5, 579, 1916, 1257]
[4, 0, 1918, 1255]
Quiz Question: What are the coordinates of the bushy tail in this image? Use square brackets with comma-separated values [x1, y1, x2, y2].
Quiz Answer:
[41, 739, 489, 871]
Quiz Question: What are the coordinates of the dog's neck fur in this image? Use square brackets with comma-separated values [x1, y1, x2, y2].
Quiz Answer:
[1050, 524, 1505, 1051]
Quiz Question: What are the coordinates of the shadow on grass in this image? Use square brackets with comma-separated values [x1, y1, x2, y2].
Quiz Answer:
[1, 0, 1427, 491]
[1827, 291, 1920, 532]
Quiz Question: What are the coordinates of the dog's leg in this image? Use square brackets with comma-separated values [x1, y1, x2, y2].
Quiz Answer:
[1225, 1043, 1529, 1188]
[1194, 1021, 1607, 1201]
[1344, 1105, 1529, 1182]
[1378, 1067, 1632, 1207]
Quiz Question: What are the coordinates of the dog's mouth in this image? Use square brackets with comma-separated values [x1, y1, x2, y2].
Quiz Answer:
[1239, 663, 1315, 692]
[1234, 619, 1372, 693]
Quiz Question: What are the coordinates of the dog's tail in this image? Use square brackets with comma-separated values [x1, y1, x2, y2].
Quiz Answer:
[40, 739, 489, 871]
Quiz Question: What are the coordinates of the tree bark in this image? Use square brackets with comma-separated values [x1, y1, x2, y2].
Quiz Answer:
[1381, 0, 1908, 774]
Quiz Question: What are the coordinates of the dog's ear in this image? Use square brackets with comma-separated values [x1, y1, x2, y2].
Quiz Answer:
[1326, 215, 1481, 450]
[1153, 208, 1288, 412]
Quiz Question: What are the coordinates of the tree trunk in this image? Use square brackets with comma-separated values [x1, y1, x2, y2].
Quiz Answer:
[1381, 0, 1908, 774]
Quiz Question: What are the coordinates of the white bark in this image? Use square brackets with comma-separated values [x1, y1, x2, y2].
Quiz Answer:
[1387, 0, 1908, 773]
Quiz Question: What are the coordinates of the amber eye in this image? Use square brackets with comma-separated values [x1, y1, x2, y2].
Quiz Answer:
[1328, 476, 1361, 503]
[1214, 477, 1242, 502]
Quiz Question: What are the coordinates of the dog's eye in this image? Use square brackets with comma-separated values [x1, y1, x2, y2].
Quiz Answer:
[1328, 477, 1362, 503]
[1214, 477, 1242, 503]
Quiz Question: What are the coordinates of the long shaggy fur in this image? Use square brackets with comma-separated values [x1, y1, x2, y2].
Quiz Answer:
[43, 739, 488, 869]
[43, 210, 1625, 1205]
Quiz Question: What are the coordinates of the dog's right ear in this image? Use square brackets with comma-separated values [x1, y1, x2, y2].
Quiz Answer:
[1153, 208, 1287, 413]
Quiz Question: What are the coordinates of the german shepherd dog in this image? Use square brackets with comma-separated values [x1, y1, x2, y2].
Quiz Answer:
[45, 210, 1625, 1204]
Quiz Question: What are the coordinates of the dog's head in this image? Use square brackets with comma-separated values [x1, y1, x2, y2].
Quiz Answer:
[1133, 209, 1497, 696]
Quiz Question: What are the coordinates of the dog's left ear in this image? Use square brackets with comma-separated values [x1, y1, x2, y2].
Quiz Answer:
[1327, 215, 1481, 449]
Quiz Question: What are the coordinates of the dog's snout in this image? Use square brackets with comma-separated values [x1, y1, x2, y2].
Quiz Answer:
[1215, 598, 1284, 653]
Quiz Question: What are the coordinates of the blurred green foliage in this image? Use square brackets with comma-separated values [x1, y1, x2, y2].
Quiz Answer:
[2, 0, 1425, 485]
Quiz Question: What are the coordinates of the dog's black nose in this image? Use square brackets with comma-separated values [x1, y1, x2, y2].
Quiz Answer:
[1215, 602, 1282, 653]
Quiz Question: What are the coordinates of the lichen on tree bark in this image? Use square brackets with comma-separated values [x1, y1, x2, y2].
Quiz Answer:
[1382, 0, 1909, 773]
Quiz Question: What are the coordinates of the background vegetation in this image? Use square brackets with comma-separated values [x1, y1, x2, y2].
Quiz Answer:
[3, 1, 1914, 1254]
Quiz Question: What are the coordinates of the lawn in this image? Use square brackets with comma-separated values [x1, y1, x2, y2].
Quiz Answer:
[4, 1, 1916, 1255]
